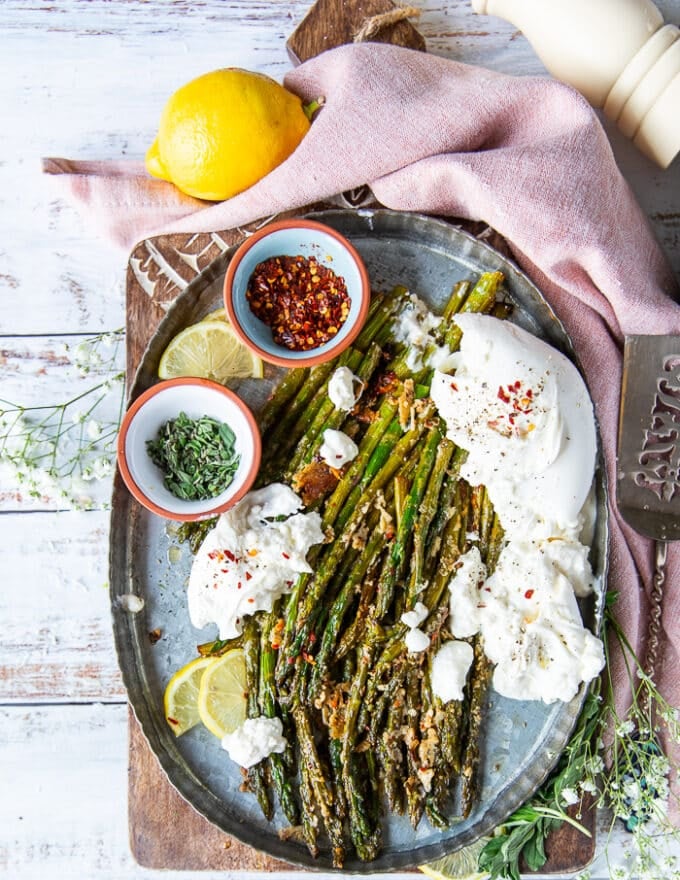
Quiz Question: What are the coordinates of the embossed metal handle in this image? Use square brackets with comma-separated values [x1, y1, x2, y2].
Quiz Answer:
[645, 541, 667, 680]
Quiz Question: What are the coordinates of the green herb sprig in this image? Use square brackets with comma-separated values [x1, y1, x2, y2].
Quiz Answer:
[147, 412, 241, 501]
[478, 687, 600, 880]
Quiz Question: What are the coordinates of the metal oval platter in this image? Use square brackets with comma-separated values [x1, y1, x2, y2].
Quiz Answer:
[110, 209, 607, 872]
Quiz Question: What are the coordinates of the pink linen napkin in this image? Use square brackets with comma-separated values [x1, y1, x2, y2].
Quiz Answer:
[45, 42, 680, 814]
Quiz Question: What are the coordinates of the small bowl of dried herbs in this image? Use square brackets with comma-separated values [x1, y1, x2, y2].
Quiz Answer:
[117, 377, 261, 521]
[224, 218, 371, 368]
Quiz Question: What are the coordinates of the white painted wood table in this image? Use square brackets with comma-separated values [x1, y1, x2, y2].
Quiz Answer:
[2, 2, 679, 878]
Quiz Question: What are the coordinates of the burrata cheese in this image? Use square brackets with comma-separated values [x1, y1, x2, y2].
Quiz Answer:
[188, 483, 325, 639]
[393, 294, 457, 373]
[319, 429, 359, 469]
[433, 313, 604, 704]
[447, 542, 603, 703]
[431, 313, 596, 540]
[431, 641, 474, 702]
[221, 716, 288, 768]
[328, 366, 362, 411]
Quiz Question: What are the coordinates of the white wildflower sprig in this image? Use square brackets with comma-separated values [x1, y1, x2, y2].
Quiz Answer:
[595, 598, 680, 880]
[0, 329, 125, 509]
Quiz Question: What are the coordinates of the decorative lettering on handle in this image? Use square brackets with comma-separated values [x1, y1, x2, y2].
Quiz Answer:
[634, 354, 680, 502]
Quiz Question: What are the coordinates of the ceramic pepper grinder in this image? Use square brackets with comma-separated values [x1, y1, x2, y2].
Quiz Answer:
[471, 0, 680, 168]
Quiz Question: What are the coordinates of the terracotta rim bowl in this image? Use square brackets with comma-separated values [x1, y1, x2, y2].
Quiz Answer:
[223, 218, 371, 368]
[116, 377, 261, 521]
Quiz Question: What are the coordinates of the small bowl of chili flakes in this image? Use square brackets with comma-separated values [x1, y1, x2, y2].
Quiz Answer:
[223, 218, 371, 368]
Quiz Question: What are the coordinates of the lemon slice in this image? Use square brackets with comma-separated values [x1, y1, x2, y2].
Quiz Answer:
[164, 655, 214, 737]
[419, 836, 492, 880]
[158, 320, 263, 382]
[200, 307, 228, 323]
[197, 648, 248, 739]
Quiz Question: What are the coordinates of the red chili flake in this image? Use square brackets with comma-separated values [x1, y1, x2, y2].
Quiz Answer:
[221, 568, 229, 574]
[376, 371, 399, 394]
[450, 381, 459, 391]
[496, 380, 536, 427]
[246, 254, 351, 351]
[167, 717, 179, 726]
[282, 552, 290, 560]
[525, 589, 535, 599]
[286, 580, 294, 587]
[237, 582, 242, 590]
[245, 571, 253, 581]
[224, 549, 237, 563]
[148, 628, 162, 645]
[309, 632, 317, 644]
[247, 597, 255, 603]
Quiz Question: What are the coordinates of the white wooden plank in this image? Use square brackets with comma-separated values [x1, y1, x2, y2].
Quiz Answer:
[0, 333, 123, 511]
[0, 0, 313, 336]
[0, 702, 252, 880]
[0, 334, 124, 407]
[0, 510, 124, 701]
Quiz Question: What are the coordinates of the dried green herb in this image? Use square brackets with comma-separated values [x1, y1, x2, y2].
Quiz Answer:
[147, 411, 240, 501]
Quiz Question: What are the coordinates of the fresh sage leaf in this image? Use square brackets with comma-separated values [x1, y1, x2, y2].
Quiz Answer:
[146, 411, 242, 501]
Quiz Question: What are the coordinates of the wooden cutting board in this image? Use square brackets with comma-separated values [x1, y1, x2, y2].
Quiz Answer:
[123, 0, 596, 871]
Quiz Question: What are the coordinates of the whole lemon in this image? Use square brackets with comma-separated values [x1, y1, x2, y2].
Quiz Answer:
[145, 68, 310, 201]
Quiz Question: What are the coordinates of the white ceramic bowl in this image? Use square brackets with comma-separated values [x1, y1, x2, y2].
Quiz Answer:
[223, 218, 371, 368]
[116, 378, 261, 521]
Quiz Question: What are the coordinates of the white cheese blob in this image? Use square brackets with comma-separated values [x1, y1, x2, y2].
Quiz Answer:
[188, 484, 325, 639]
[405, 627, 430, 654]
[400, 601, 429, 629]
[221, 716, 287, 768]
[447, 541, 603, 703]
[319, 429, 359, 469]
[431, 640, 474, 702]
[431, 313, 597, 540]
[118, 593, 145, 613]
[480, 540, 604, 703]
[448, 546, 487, 639]
[328, 366, 362, 411]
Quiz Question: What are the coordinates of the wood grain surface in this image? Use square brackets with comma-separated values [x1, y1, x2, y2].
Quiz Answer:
[287, 0, 426, 64]
[128, 711, 296, 872]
